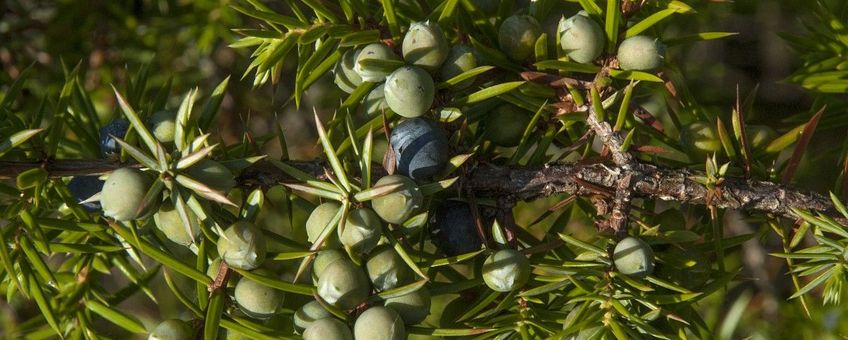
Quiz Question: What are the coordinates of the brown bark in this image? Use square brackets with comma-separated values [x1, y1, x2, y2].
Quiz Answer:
[0, 158, 839, 222]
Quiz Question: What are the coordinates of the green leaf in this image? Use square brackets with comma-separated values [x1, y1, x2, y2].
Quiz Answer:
[558, 233, 607, 257]
[608, 69, 664, 82]
[0, 63, 32, 110]
[230, 4, 305, 29]
[314, 112, 351, 193]
[438, 0, 460, 26]
[439, 153, 474, 177]
[242, 189, 264, 221]
[437, 66, 495, 89]
[175, 174, 237, 207]
[354, 181, 404, 202]
[452, 81, 526, 105]
[268, 159, 341, 194]
[110, 222, 212, 285]
[416, 249, 484, 267]
[535, 60, 601, 74]
[87, 300, 147, 334]
[19, 237, 57, 288]
[198, 77, 230, 132]
[204, 289, 225, 340]
[283, 182, 345, 201]
[373, 279, 428, 300]
[575, 0, 602, 16]
[0, 129, 43, 157]
[384, 229, 429, 280]
[519, 279, 571, 297]
[220, 318, 295, 340]
[419, 177, 459, 196]
[162, 269, 203, 317]
[339, 30, 381, 47]
[625, 9, 677, 38]
[380, 0, 401, 40]
[16, 168, 47, 190]
[645, 275, 693, 294]
[25, 270, 61, 336]
[356, 58, 405, 75]
[664, 32, 738, 46]
[174, 88, 199, 151]
[233, 268, 314, 296]
[112, 137, 160, 171]
[176, 144, 218, 170]
[112, 86, 159, 154]
[605, 0, 620, 52]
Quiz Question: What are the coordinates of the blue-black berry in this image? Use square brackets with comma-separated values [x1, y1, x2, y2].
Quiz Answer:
[99, 119, 130, 158]
[429, 200, 484, 256]
[67, 176, 104, 212]
[390, 118, 449, 180]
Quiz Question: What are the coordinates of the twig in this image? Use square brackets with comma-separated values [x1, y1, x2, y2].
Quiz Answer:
[0, 159, 841, 224]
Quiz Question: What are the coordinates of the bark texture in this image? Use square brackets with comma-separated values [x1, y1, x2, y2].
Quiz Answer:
[0, 158, 839, 221]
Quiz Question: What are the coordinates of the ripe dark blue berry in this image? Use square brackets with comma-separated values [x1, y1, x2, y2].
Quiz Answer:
[429, 201, 483, 256]
[390, 118, 449, 180]
[99, 119, 130, 158]
[67, 176, 104, 212]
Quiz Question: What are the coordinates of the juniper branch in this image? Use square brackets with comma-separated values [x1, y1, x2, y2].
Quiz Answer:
[0, 158, 839, 223]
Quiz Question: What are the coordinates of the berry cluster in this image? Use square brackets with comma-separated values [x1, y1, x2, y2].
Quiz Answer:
[83, 9, 685, 340]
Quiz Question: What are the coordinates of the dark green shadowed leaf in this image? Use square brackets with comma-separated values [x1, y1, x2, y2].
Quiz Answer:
[87, 300, 147, 334]
[205, 288, 225, 340]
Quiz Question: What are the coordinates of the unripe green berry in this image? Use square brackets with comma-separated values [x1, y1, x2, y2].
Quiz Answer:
[148, 319, 193, 340]
[303, 318, 353, 340]
[340, 208, 382, 254]
[617, 35, 665, 71]
[206, 258, 236, 288]
[306, 202, 342, 245]
[185, 159, 236, 193]
[371, 175, 423, 224]
[366, 245, 413, 291]
[153, 201, 201, 247]
[234, 274, 284, 319]
[384, 288, 431, 325]
[216, 221, 267, 270]
[148, 110, 177, 143]
[420, 293, 467, 328]
[384, 66, 435, 118]
[313, 249, 346, 281]
[101, 168, 152, 221]
[485, 105, 531, 147]
[360, 83, 389, 118]
[354, 306, 405, 340]
[317, 259, 370, 310]
[354, 43, 401, 82]
[613, 236, 654, 278]
[482, 249, 530, 292]
[402, 21, 450, 72]
[294, 300, 333, 332]
[334, 49, 363, 94]
[558, 13, 605, 64]
[747, 125, 777, 150]
[439, 44, 478, 89]
[498, 14, 541, 61]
